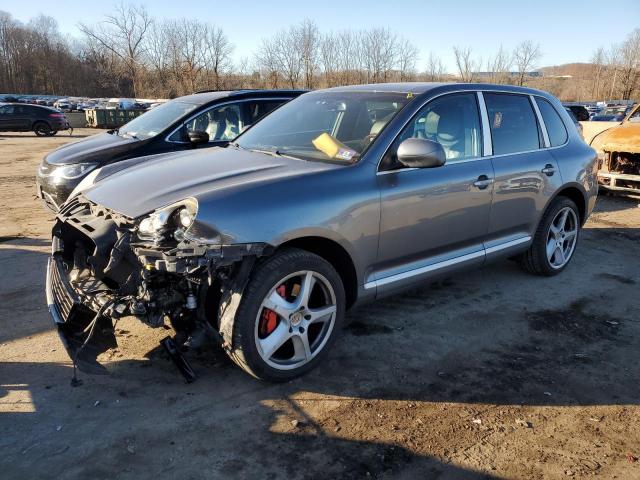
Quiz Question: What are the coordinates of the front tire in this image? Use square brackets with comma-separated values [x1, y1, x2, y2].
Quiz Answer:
[226, 248, 345, 381]
[519, 197, 580, 276]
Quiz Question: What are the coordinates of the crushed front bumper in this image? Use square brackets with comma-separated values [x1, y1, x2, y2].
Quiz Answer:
[46, 195, 271, 377]
[46, 241, 116, 374]
[597, 172, 640, 194]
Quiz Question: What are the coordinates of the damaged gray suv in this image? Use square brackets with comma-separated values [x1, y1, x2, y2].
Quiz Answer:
[47, 83, 598, 382]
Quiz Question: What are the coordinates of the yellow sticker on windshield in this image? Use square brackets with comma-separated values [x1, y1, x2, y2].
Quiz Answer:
[407, 92, 414, 99]
[312, 133, 357, 162]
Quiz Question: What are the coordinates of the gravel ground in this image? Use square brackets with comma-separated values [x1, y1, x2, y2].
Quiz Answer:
[1, 130, 639, 479]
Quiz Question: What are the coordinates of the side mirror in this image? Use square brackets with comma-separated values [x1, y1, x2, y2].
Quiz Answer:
[187, 129, 209, 145]
[397, 138, 446, 168]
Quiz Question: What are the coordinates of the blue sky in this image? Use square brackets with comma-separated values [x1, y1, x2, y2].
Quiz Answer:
[4, 0, 639, 72]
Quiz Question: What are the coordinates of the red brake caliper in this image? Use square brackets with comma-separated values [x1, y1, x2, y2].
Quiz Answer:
[259, 284, 286, 338]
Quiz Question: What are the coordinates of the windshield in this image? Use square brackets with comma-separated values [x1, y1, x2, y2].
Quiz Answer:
[118, 100, 198, 140]
[235, 91, 413, 163]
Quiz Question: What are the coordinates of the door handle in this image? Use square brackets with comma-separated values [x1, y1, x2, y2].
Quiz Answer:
[473, 175, 493, 189]
[542, 164, 556, 176]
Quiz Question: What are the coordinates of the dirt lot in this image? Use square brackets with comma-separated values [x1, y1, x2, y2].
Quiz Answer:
[1, 130, 639, 480]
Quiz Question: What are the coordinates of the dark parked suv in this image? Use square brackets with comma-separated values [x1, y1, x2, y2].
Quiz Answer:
[46, 83, 598, 382]
[0, 103, 69, 136]
[35, 90, 304, 211]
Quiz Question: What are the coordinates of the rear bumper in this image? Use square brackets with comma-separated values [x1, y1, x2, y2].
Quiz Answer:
[49, 120, 69, 131]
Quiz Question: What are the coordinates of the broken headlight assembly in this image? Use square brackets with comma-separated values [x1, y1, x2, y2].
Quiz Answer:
[137, 198, 198, 243]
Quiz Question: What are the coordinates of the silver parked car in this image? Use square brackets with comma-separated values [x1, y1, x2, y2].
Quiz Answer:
[47, 83, 598, 382]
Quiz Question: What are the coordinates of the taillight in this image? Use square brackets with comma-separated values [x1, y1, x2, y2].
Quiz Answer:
[49, 113, 65, 118]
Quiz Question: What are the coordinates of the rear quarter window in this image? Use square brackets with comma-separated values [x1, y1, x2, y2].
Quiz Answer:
[537, 98, 568, 147]
[484, 93, 540, 155]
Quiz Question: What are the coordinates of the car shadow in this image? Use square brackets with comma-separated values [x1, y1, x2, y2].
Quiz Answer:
[0, 133, 92, 139]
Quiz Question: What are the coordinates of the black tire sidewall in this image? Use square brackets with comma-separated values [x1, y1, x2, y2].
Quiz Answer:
[230, 249, 345, 381]
[33, 122, 51, 136]
[533, 197, 580, 275]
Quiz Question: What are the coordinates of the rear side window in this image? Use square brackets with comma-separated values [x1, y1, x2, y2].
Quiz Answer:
[484, 93, 540, 155]
[245, 100, 285, 127]
[536, 98, 568, 146]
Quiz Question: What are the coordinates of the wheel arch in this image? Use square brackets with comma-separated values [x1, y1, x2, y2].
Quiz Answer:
[278, 236, 358, 309]
[550, 184, 588, 225]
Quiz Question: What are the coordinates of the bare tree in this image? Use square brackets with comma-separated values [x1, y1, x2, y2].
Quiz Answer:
[335, 30, 364, 85]
[453, 46, 480, 82]
[616, 28, 640, 99]
[320, 32, 339, 87]
[590, 46, 606, 99]
[513, 40, 541, 86]
[606, 46, 622, 99]
[361, 28, 398, 83]
[486, 45, 512, 84]
[78, 2, 152, 96]
[147, 22, 172, 95]
[425, 52, 445, 81]
[204, 25, 234, 90]
[298, 19, 319, 89]
[397, 38, 418, 81]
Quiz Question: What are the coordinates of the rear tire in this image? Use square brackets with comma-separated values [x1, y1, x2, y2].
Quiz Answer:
[519, 197, 580, 276]
[226, 248, 345, 381]
[33, 122, 52, 137]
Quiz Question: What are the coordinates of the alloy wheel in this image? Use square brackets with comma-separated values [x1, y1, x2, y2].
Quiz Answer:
[254, 270, 337, 370]
[546, 206, 578, 269]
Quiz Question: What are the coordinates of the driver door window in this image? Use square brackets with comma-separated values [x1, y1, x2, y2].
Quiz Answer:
[381, 93, 482, 170]
[171, 104, 243, 143]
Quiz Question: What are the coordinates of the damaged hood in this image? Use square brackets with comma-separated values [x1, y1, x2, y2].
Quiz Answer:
[598, 121, 640, 154]
[83, 147, 338, 218]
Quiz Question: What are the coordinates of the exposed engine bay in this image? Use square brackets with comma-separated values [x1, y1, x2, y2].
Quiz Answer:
[598, 151, 640, 193]
[46, 195, 268, 381]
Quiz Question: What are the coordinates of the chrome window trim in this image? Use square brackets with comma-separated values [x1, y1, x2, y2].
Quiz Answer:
[530, 94, 550, 148]
[164, 97, 294, 144]
[376, 89, 571, 174]
[364, 235, 531, 290]
[376, 90, 485, 173]
[477, 92, 493, 156]
[376, 155, 486, 175]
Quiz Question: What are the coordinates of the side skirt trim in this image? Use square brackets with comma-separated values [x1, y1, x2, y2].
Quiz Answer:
[365, 235, 531, 290]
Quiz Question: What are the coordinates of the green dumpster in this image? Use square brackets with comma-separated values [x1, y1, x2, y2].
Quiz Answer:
[85, 109, 146, 128]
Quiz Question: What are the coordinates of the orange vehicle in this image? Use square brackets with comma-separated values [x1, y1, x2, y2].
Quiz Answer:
[590, 104, 640, 194]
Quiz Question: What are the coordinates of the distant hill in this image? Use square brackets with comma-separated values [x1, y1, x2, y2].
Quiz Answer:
[540, 63, 596, 77]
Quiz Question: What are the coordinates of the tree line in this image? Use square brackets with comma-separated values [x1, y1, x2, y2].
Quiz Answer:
[1, 4, 638, 101]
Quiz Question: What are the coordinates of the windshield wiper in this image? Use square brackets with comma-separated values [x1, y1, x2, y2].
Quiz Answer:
[249, 148, 302, 161]
[249, 148, 281, 157]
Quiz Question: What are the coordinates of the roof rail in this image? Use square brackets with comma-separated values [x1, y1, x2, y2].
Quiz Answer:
[193, 89, 253, 94]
